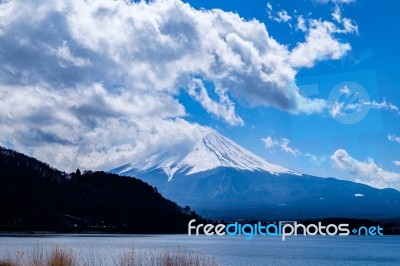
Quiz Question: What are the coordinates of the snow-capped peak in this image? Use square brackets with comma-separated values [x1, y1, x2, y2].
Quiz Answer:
[114, 129, 300, 179]
[181, 130, 298, 175]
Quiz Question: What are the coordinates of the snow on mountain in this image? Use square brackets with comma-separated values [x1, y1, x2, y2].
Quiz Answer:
[114, 129, 300, 180]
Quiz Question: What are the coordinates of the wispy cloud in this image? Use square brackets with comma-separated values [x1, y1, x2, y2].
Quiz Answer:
[267, 5, 292, 23]
[330, 5, 358, 34]
[363, 100, 400, 114]
[328, 85, 400, 119]
[331, 149, 400, 190]
[268, 2, 357, 70]
[388, 134, 400, 144]
[49, 41, 91, 68]
[314, 0, 356, 4]
[262, 136, 329, 164]
[289, 19, 355, 68]
[296, 16, 307, 32]
[262, 136, 301, 157]
[262, 135, 400, 190]
[188, 79, 244, 126]
[305, 153, 328, 165]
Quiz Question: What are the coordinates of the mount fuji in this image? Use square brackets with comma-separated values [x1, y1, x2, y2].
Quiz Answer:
[111, 130, 400, 220]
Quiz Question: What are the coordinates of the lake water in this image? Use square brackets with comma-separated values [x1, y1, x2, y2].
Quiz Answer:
[0, 234, 399, 265]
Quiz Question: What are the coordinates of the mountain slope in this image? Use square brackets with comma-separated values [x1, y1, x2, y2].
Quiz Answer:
[0, 146, 200, 232]
[112, 131, 400, 220]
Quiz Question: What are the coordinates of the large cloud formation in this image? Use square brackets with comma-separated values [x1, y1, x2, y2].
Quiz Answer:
[0, 0, 353, 171]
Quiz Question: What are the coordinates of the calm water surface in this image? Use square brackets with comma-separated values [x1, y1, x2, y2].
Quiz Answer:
[0, 234, 399, 265]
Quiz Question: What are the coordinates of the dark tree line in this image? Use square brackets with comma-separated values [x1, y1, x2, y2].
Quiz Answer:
[0, 146, 202, 233]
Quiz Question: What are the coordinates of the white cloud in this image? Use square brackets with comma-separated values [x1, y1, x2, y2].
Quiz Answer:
[267, 4, 292, 23]
[291, 1, 358, 68]
[329, 101, 344, 118]
[388, 134, 400, 144]
[262, 136, 329, 164]
[262, 136, 275, 149]
[305, 153, 327, 165]
[289, 19, 353, 68]
[267, 2, 273, 11]
[341, 18, 358, 33]
[339, 85, 351, 95]
[50, 41, 91, 68]
[0, 0, 356, 171]
[279, 10, 292, 22]
[262, 136, 301, 157]
[275, 10, 292, 23]
[314, 0, 356, 4]
[188, 79, 244, 126]
[296, 16, 307, 32]
[280, 138, 301, 156]
[330, 5, 358, 34]
[332, 5, 342, 23]
[363, 100, 400, 115]
[331, 149, 400, 190]
[329, 97, 400, 119]
[393, 161, 400, 166]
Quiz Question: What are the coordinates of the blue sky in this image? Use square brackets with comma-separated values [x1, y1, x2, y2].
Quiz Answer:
[0, 0, 399, 189]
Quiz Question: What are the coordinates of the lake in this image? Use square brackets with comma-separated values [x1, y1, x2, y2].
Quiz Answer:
[0, 234, 399, 265]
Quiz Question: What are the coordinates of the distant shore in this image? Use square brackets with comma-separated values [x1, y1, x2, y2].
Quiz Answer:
[1, 217, 400, 235]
